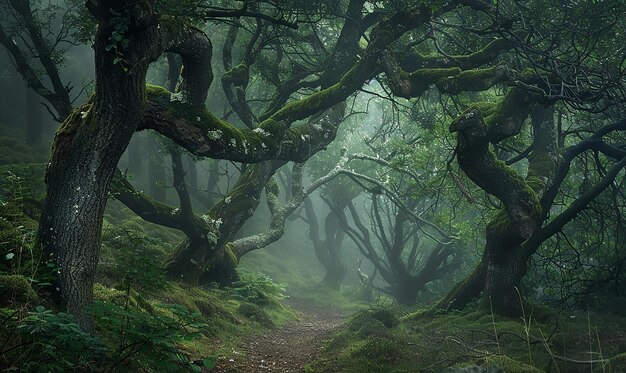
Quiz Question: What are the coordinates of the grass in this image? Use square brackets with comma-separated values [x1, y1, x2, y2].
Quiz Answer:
[306, 303, 626, 373]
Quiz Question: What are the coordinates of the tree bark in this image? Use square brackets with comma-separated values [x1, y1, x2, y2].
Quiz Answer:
[37, 1, 177, 331]
[438, 103, 558, 314]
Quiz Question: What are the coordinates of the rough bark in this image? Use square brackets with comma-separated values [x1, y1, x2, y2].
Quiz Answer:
[438, 103, 557, 314]
[38, 0, 162, 331]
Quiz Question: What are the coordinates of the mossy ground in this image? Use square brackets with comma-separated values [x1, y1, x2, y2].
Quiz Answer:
[306, 303, 626, 373]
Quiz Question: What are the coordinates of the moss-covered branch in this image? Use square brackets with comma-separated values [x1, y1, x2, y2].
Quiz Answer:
[159, 17, 213, 107]
[401, 37, 512, 71]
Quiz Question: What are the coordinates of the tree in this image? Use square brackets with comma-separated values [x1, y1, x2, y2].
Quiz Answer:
[5, 0, 620, 330]
[35, 0, 456, 330]
[302, 181, 356, 290]
[0, 0, 82, 123]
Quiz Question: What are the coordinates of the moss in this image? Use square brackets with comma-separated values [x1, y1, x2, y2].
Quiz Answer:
[481, 356, 542, 373]
[437, 66, 505, 95]
[93, 283, 137, 308]
[159, 15, 205, 36]
[145, 84, 171, 99]
[0, 274, 37, 305]
[237, 302, 275, 328]
[526, 150, 557, 194]
[346, 309, 398, 339]
[352, 337, 403, 361]
[484, 88, 534, 142]
[409, 67, 461, 96]
[270, 80, 344, 123]
[222, 63, 249, 86]
[371, 308, 398, 328]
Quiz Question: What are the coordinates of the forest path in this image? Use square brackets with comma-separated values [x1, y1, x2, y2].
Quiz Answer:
[213, 298, 346, 372]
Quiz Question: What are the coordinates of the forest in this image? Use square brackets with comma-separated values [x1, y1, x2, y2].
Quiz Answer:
[0, 0, 625, 372]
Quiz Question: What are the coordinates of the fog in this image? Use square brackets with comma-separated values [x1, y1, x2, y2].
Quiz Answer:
[1, 1, 625, 372]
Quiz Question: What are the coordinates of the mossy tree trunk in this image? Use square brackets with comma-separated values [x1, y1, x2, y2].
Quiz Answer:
[37, 3, 214, 330]
[438, 103, 558, 314]
[38, 0, 162, 331]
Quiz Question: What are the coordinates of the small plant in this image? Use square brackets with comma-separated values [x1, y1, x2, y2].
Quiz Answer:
[103, 226, 169, 296]
[1, 306, 103, 372]
[227, 269, 287, 305]
[90, 301, 207, 371]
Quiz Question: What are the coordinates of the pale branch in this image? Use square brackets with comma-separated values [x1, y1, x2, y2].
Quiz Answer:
[331, 166, 456, 244]
[231, 155, 351, 256]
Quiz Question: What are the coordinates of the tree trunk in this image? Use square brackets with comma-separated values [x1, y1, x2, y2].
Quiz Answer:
[438, 104, 557, 314]
[166, 161, 283, 285]
[186, 154, 198, 190]
[38, 1, 160, 331]
[393, 281, 421, 305]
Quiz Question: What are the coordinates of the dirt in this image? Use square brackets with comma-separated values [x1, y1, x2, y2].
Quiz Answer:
[213, 299, 346, 373]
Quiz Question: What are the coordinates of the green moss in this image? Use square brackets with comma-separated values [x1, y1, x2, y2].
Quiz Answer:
[93, 283, 138, 308]
[409, 67, 461, 96]
[526, 150, 556, 194]
[270, 79, 344, 123]
[0, 274, 37, 305]
[484, 88, 534, 142]
[237, 302, 275, 328]
[371, 308, 398, 328]
[222, 63, 249, 86]
[482, 356, 542, 373]
[145, 84, 171, 99]
[437, 66, 505, 95]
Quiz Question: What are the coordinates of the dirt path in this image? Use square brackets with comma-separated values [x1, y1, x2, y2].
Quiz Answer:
[214, 299, 345, 372]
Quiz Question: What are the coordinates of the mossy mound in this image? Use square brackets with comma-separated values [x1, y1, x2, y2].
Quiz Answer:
[0, 274, 38, 306]
[238, 302, 275, 328]
[347, 308, 398, 338]
[310, 305, 626, 373]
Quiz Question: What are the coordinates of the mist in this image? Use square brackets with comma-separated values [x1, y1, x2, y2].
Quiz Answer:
[1, 1, 625, 372]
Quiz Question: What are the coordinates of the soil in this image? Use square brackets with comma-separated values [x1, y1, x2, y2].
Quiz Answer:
[213, 298, 346, 372]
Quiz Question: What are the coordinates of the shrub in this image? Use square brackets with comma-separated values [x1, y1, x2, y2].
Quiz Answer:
[227, 269, 287, 305]
[1, 306, 103, 372]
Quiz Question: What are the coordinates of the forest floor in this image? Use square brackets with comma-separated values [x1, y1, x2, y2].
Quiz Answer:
[213, 298, 346, 373]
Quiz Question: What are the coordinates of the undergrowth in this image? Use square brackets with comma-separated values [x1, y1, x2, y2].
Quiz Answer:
[306, 301, 626, 373]
[0, 164, 296, 372]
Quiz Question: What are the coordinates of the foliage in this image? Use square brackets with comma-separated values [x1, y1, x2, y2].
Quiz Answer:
[90, 301, 207, 372]
[1, 306, 103, 372]
[100, 224, 169, 295]
[225, 269, 287, 305]
[237, 302, 275, 328]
